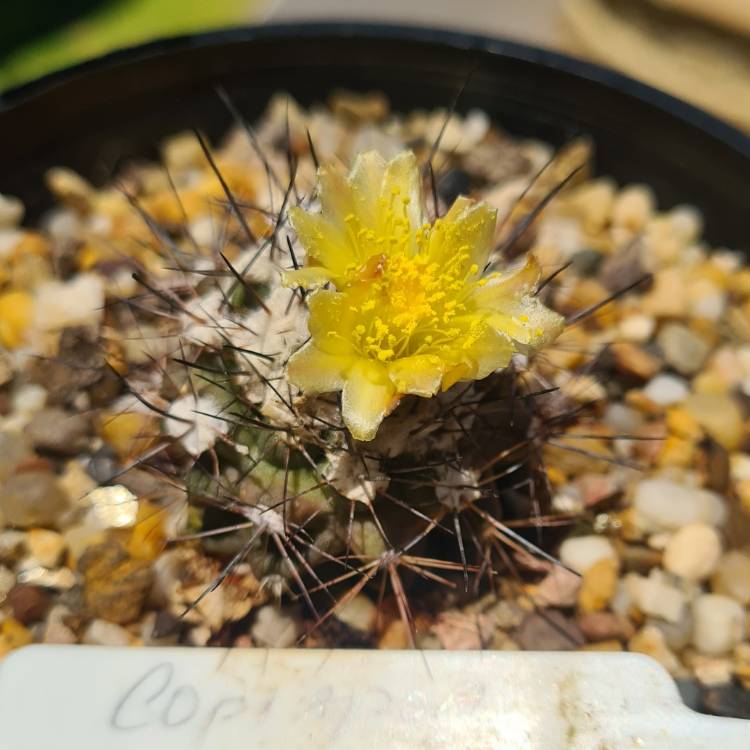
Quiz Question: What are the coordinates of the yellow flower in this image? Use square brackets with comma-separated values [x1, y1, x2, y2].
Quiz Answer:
[286, 151, 563, 441]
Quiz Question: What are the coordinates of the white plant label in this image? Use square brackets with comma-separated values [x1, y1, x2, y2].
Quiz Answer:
[0, 646, 748, 748]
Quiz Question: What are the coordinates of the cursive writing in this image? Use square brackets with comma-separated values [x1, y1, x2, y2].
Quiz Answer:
[111, 662, 246, 733]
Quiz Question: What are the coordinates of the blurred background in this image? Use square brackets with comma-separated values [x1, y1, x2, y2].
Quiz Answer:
[1, 0, 749, 130]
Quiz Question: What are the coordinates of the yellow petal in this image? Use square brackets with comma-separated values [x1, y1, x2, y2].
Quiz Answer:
[442, 195, 473, 221]
[289, 207, 357, 278]
[439, 324, 513, 389]
[287, 342, 353, 393]
[306, 290, 357, 355]
[317, 161, 356, 224]
[441, 362, 473, 391]
[438, 198, 497, 271]
[387, 354, 444, 397]
[349, 151, 388, 226]
[342, 360, 397, 441]
[470, 326, 515, 379]
[380, 151, 424, 230]
[281, 266, 333, 290]
[488, 299, 565, 349]
[472, 255, 543, 309]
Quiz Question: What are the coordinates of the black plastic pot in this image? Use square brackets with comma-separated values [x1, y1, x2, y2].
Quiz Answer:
[0, 23, 748, 248]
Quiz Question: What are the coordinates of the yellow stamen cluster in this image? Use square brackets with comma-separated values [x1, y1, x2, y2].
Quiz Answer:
[285, 150, 563, 441]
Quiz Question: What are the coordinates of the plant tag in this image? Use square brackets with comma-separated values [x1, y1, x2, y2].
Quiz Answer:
[0, 645, 747, 748]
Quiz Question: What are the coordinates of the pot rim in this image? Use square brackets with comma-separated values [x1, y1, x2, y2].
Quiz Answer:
[1, 21, 748, 157]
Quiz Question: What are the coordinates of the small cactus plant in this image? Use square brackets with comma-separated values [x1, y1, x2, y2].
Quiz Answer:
[103, 93, 633, 644]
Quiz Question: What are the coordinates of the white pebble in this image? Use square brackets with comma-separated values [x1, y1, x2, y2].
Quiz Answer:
[251, 606, 300, 648]
[667, 205, 703, 244]
[633, 479, 727, 533]
[619, 314, 655, 343]
[692, 594, 746, 656]
[0, 229, 23, 259]
[647, 612, 694, 650]
[0, 194, 24, 228]
[83, 485, 139, 530]
[82, 619, 132, 647]
[34, 274, 105, 332]
[558, 535, 617, 574]
[690, 291, 726, 322]
[334, 594, 378, 633]
[711, 551, 750, 605]
[663, 523, 722, 580]
[729, 453, 750, 482]
[657, 323, 710, 375]
[11, 383, 47, 417]
[692, 655, 733, 687]
[643, 374, 689, 406]
[612, 184, 655, 231]
[603, 403, 644, 433]
[630, 571, 687, 624]
[44, 208, 81, 240]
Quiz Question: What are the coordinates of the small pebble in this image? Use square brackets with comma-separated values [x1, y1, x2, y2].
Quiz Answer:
[0, 194, 24, 228]
[711, 551, 750, 605]
[612, 342, 660, 381]
[602, 403, 644, 433]
[663, 523, 722, 581]
[42, 619, 77, 645]
[82, 619, 132, 647]
[628, 624, 682, 675]
[26, 528, 66, 568]
[11, 384, 47, 417]
[0, 432, 29, 483]
[729, 452, 750, 482]
[668, 205, 703, 243]
[619, 314, 655, 343]
[334, 594, 378, 634]
[691, 654, 733, 687]
[533, 566, 581, 607]
[648, 613, 694, 651]
[577, 611, 633, 642]
[683, 392, 745, 451]
[612, 184, 654, 231]
[16, 565, 76, 589]
[83, 485, 139, 529]
[78, 541, 153, 625]
[578, 558, 619, 612]
[0, 617, 33, 657]
[630, 571, 687, 623]
[250, 605, 300, 648]
[692, 594, 746, 656]
[7, 584, 51, 624]
[643, 374, 689, 406]
[33, 274, 105, 332]
[0, 471, 70, 529]
[378, 619, 409, 650]
[0, 565, 15, 600]
[24, 408, 90, 455]
[559, 535, 617, 575]
[657, 323, 710, 375]
[516, 610, 584, 651]
[633, 478, 726, 532]
[489, 600, 525, 630]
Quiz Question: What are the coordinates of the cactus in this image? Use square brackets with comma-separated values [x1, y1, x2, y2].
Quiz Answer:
[100, 92, 635, 644]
